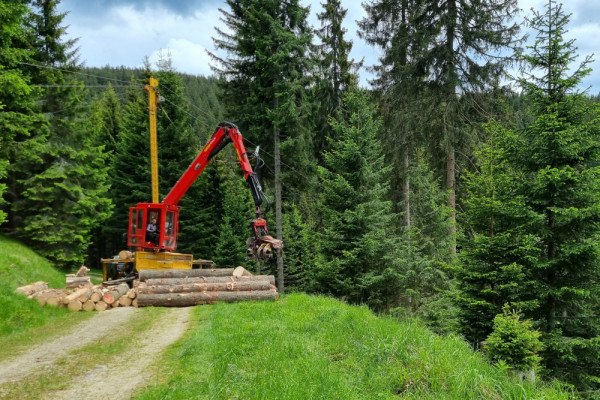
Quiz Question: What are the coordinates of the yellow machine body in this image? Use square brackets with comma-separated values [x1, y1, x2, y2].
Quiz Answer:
[134, 251, 194, 271]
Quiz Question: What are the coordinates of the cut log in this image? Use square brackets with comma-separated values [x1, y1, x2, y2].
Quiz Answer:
[132, 297, 138, 307]
[34, 289, 65, 306]
[118, 296, 132, 307]
[75, 265, 90, 277]
[118, 250, 133, 260]
[90, 288, 104, 302]
[138, 268, 235, 282]
[15, 281, 48, 297]
[78, 290, 93, 302]
[46, 295, 64, 308]
[66, 276, 92, 288]
[95, 301, 108, 311]
[68, 300, 82, 311]
[126, 288, 136, 299]
[137, 280, 272, 294]
[137, 288, 278, 307]
[233, 266, 252, 278]
[102, 283, 129, 305]
[144, 275, 276, 287]
[83, 300, 96, 312]
[63, 287, 93, 305]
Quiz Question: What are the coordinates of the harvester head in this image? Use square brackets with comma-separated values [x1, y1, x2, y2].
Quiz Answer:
[246, 235, 283, 260]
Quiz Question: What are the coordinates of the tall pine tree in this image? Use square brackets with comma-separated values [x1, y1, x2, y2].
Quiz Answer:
[211, 0, 314, 291]
[455, 122, 540, 344]
[0, 1, 47, 227]
[10, 0, 111, 267]
[317, 90, 401, 310]
[313, 0, 358, 162]
[359, 0, 522, 253]
[514, 1, 600, 389]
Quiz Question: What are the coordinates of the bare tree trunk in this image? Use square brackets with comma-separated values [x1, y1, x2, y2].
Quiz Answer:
[401, 127, 411, 228]
[274, 122, 285, 293]
[447, 143, 456, 254]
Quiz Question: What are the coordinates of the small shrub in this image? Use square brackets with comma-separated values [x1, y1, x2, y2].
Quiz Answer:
[486, 304, 544, 372]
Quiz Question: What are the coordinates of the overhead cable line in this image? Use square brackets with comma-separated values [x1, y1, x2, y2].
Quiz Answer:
[20, 61, 145, 87]
[20, 61, 312, 183]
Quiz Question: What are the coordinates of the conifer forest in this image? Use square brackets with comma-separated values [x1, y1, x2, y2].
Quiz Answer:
[2, 0, 600, 393]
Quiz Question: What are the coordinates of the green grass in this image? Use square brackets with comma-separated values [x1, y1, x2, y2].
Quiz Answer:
[0, 235, 93, 348]
[134, 293, 572, 400]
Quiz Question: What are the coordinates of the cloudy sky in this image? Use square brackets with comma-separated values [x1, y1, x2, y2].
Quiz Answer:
[56, 0, 600, 94]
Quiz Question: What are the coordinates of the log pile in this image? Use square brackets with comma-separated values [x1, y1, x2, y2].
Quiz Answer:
[14, 266, 278, 310]
[15, 282, 137, 312]
[137, 266, 278, 307]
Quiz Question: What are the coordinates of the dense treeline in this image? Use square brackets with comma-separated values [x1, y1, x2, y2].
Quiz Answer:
[1, 0, 599, 393]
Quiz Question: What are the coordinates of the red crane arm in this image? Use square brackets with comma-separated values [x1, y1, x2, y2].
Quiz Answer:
[161, 122, 257, 206]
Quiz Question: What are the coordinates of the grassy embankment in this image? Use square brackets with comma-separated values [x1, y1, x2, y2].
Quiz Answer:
[0, 235, 92, 360]
[0, 235, 572, 399]
[135, 293, 572, 399]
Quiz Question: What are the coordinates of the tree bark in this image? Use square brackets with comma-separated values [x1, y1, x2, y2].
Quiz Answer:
[118, 296, 133, 307]
[137, 289, 278, 307]
[15, 281, 48, 297]
[63, 287, 93, 305]
[102, 283, 129, 305]
[75, 265, 90, 277]
[273, 121, 285, 293]
[66, 276, 92, 288]
[83, 300, 96, 311]
[138, 280, 272, 294]
[402, 127, 411, 228]
[138, 268, 235, 282]
[144, 275, 275, 287]
[447, 141, 456, 255]
[68, 300, 83, 311]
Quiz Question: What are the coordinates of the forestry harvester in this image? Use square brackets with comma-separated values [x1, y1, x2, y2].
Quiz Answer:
[101, 78, 282, 283]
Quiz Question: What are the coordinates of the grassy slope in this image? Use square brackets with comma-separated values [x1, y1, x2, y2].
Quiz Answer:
[135, 294, 571, 400]
[0, 235, 90, 342]
[0, 236, 571, 398]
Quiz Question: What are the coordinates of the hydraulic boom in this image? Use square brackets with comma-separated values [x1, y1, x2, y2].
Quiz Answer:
[126, 122, 282, 260]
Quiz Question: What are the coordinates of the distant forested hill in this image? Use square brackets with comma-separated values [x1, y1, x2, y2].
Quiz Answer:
[80, 66, 225, 137]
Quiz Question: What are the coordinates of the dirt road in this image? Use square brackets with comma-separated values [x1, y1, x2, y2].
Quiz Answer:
[0, 306, 191, 399]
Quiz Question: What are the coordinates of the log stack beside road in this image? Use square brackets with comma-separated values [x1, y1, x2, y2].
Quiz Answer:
[15, 266, 278, 311]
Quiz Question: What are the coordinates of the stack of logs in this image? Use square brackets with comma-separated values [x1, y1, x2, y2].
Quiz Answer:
[137, 266, 278, 307]
[15, 266, 278, 311]
[17, 281, 138, 311]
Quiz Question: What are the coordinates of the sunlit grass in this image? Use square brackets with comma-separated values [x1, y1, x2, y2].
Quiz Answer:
[135, 293, 572, 400]
[0, 235, 91, 343]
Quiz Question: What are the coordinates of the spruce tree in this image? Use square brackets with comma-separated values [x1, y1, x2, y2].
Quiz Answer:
[8, 0, 111, 267]
[514, 1, 600, 389]
[282, 201, 318, 292]
[213, 166, 254, 269]
[313, 0, 358, 161]
[0, 1, 47, 227]
[359, 0, 522, 253]
[94, 83, 122, 155]
[103, 79, 149, 254]
[211, 0, 314, 291]
[317, 90, 401, 309]
[455, 122, 540, 344]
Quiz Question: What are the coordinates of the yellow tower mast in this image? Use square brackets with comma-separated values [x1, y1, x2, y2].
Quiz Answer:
[144, 77, 159, 204]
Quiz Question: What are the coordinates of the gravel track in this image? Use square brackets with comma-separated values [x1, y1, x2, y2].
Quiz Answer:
[0, 306, 191, 399]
